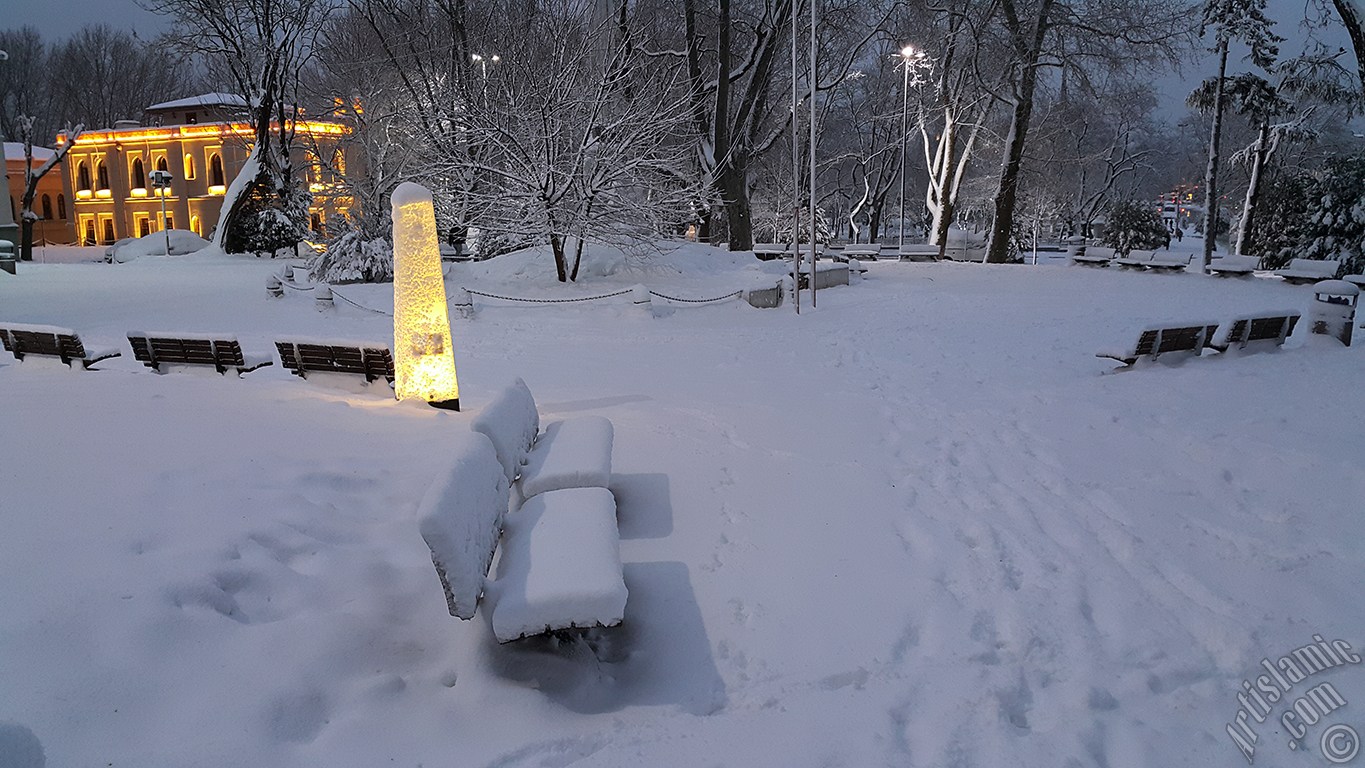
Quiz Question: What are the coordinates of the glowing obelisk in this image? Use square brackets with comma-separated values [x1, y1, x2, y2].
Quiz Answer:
[391, 182, 460, 410]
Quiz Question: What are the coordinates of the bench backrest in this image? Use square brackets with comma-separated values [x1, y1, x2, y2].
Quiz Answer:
[276, 339, 395, 382]
[1213, 313, 1300, 349]
[470, 379, 540, 482]
[1287, 258, 1339, 276]
[1, 326, 86, 363]
[129, 334, 249, 372]
[417, 432, 510, 620]
[1133, 323, 1217, 357]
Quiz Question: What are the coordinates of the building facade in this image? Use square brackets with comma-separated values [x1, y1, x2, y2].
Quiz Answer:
[4, 142, 74, 246]
[57, 94, 352, 246]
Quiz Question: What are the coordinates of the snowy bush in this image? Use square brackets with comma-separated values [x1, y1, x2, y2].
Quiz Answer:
[1302, 153, 1365, 275]
[309, 230, 393, 284]
[1243, 170, 1314, 270]
[1100, 200, 1169, 255]
[223, 171, 312, 256]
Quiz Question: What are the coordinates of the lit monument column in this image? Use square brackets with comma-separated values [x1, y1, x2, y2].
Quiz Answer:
[391, 182, 460, 410]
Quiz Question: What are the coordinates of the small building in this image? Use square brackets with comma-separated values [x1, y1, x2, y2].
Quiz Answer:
[4, 142, 74, 245]
[57, 93, 352, 246]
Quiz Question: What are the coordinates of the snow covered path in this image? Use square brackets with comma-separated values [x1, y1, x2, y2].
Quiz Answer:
[2, 253, 1363, 767]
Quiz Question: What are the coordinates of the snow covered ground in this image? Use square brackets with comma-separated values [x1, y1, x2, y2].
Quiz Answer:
[2, 242, 1364, 767]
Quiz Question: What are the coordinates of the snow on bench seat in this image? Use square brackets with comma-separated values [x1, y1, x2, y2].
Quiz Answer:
[1275, 258, 1340, 284]
[1208, 255, 1258, 276]
[519, 416, 614, 499]
[417, 432, 510, 620]
[470, 378, 539, 483]
[489, 487, 627, 643]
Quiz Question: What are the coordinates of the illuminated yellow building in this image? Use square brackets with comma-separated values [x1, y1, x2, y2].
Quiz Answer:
[57, 93, 353, 246]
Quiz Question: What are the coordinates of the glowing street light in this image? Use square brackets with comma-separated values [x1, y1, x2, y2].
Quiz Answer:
[896, 44, 930, 250]
[391, 182, 460, 410]
[470, 53, 500, 80]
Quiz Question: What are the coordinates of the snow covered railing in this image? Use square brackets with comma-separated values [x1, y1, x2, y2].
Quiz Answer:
[0, 322, 121, 369]
[419, 378, 626, 643]
[127, 332, 273, 376]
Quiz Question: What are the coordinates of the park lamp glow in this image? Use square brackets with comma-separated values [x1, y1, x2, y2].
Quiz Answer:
[391, 182, 460, 410]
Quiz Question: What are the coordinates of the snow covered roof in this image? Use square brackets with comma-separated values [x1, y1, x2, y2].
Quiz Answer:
[2, 142, 56, 162]
[145, 93, 249, 112]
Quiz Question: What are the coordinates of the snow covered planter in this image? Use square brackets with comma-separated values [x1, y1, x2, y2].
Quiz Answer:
[308, 231, 393, 284]
[419, 378, 625, 643]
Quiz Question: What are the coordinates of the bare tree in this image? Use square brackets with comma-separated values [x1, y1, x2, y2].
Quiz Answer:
[447, 5, 700, 281]
[141, 0, 335, 253]
[49, 25, 191, 130]
[0, 28, 55, 142]
[981, 0, 1195, 263]
[14, 116, 82, 261]
[1191, 0, 1280, 270]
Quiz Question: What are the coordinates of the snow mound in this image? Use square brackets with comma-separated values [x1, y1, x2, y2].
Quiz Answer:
[106, 230, 211, 263]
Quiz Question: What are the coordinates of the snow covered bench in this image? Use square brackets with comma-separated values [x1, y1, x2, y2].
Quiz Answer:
[839, 245, 883, 262]
[1208, 254, 1259, 277]
[1115, 251, 1191, 271]
[1097, 321, 1219, 367]
[127, 332, 273, 375]
[0, 323, 121, 369]
[274, 338, 395, 384]
[1275, 258, 1340, 284]
[752, 243, 789, 261]
[1206, 312, 1300, 353]
[420, 378, 625, 643]
[1070, 249, 1113, 266]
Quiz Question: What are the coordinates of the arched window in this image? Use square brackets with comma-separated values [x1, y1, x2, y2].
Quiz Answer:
[95, 161, 109, 191]
[209, 153, 225, 187]
[57, 194, 66, 219]
[131, 157, 146, 190]
[190, 214, 202, 236]
[156, 156, 168, 173]
[77, 161, 91, 191]
[331, 149, 346, 178]
[83, 220, 96, 246]
[41, 195, 52, 220]
[184, 153, 196, 180]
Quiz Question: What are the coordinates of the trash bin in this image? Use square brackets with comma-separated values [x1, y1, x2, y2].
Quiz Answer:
[1065, 235, 1086, 262]
[1309, 279, 1358, 346]
[0, 240, 16, 275]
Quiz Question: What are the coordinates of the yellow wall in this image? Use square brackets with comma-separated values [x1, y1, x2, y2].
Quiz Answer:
[61, 121, 351, 245]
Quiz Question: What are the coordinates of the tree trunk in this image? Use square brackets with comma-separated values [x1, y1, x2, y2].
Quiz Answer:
[1332, 0, 1365, 86]
[549, 230, 568, 282]
[719, 154, 753, 250]
[1234, 120, 1271, 257]
[985, 0, 1055, 264]
[1201, 38, 1230, 272]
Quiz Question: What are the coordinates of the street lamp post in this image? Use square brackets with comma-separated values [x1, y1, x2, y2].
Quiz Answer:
[896, 45, 928, 251]
[149, 169, 173, 256]
[470, 53, 500, 85]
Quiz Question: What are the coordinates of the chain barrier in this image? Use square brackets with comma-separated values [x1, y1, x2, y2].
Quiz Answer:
[329, 287, 393, 316]
[648, 289, 743, 304]
[465, 288, 633, 304]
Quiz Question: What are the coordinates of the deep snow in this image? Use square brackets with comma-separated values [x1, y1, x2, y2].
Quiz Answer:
[1, 241, 1364, 767]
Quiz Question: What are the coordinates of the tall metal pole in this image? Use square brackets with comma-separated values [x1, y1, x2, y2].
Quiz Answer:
[898, 53, 910, 251]
[808, 0, 817, 308]
[790, 0, 801, 314]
